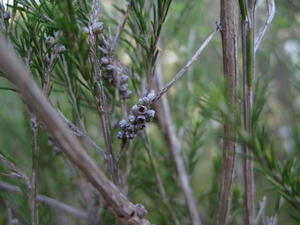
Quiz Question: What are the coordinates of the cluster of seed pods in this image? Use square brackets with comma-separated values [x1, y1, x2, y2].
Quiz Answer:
[117, 91, 156, 140]
[87, 21, 132, 99]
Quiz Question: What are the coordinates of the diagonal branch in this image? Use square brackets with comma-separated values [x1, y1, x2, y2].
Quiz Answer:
[154, 26, 220, 103]
[57, 110, 108, 160]
[0, 34, 151, 225]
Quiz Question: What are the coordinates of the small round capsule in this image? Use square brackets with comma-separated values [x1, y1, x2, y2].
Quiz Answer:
[57, 45, 66, 53]
[45, 36, 55, 46]
[3, 10, 10, 20]
[119, 120, 127, 129]
[124, 90, 132, 99]
[119, 75, 129, 84]
[106, 64, 115, 71]
[100, 57, 110, 65]
[117, 131, 124, 139]
[119, 83, 128, 92]
[131, 105, 139, 115]
[146, 90, 156, 103]
[137, 105, 147, 114]
[43, 56, 50, 64]
[138, 97, 149, 105]
[128, 115, 136, 123]
[82, 26, 89, 34]
[146, 109, 155, 118]
[92, 22, 104, 34]
[137, 115, 146, 124]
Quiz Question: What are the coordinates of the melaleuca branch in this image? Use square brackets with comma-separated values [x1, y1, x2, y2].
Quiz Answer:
[0, 34, 152, 225]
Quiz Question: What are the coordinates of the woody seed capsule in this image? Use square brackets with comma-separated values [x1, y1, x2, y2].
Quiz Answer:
[3, 10, 10, 20]
[106, 64, 115, 71]
[57, 45, 66, 53]
[119, 120, 127, 129]
[119, 75, 129, 84]
[138, 97, 149, 105]
[117, 131, 124, 139]
[82, 26, 89, 34]
[100, 57, 110, 65]
[146, 90, 156, 103]
[119, 83, 128, 92]
[92, 22, 104, 34]
[131, 105, 139, 115]
[124, 90, 132, 99]
[43, 56, 50, 64]
[137, 105, 147, 114]
[54, 31, 63, 39]
[137, 115, 146, 124]
[146, 109, 155, 118]
[45, 36, 55, 46]
[128, 115, 136, 123]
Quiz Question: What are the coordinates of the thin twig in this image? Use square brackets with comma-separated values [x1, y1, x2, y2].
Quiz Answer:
[0, 181, 89, 220]
[254, 0, 275, 53]
[57, 110, 108, 160]
[154, 26, 220, 103]
[0, 33, 151, 225]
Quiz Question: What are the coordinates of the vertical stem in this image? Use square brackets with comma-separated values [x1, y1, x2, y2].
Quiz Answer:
[240, 0, 256, 224]
[218, 0, 238, 224]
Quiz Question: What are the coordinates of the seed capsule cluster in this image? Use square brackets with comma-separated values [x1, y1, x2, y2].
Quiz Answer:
[100, 54, 132, 99]
[87, 21, 132, 99]
[91, 22, 104, 35]
[118, 91, 156, 140]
